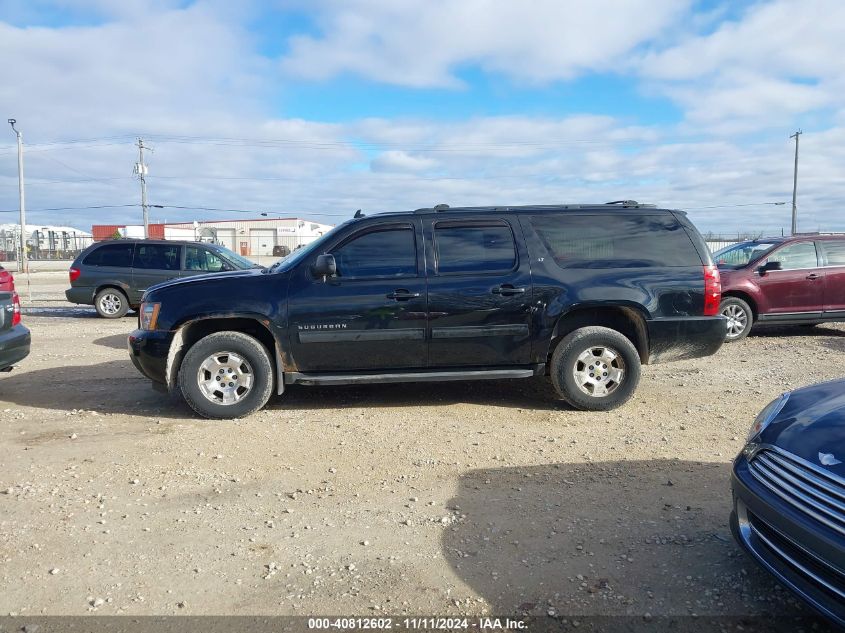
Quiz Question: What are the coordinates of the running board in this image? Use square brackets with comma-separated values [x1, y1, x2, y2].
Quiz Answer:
[285, 367, 540, 386]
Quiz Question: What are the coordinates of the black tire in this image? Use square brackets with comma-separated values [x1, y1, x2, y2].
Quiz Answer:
[178, 331, 274, 419]
[550, 326, 641, 411]
[94, 288, 129, 319]
[720, 297, 753, 342]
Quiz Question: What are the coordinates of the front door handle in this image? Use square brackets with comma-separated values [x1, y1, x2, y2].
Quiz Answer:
[387, 289, 420, 300]
[806, 273, 820, 280]
[492, 285, 527, 296]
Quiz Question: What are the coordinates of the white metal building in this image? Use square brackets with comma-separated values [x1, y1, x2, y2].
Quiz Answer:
[117, 217, 333, 257]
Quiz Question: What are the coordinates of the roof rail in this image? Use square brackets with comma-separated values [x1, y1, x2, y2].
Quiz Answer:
[605, 200, 658, 209]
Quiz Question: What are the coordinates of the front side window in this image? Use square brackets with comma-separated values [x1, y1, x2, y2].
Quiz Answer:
[83, 243, 134, 267]
[821, 240, 845, 267]
[434, 223, 516, 274]
[768, 241, 818, 270]
[133, 244, 181, 270]
[185, 246, 226, 272]
[333, 227, 416, 278]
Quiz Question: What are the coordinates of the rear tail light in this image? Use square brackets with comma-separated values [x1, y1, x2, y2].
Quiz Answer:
[11, 292, 21, 326]
[69, 267, 81, 283]
[703, 264, 721, 316]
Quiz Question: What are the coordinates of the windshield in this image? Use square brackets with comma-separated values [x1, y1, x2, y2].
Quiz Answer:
[712, 241, 780, 268]
[209, 244, 261, 269]
[268, 222, 347, 272]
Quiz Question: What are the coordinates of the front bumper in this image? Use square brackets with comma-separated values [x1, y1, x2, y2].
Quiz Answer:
[731, 453, 845, 627]
[65, 286, 95, 305]
[646, 315, 726, 363]
[128, 328, 173, 384]
[0, 324, 31, 371]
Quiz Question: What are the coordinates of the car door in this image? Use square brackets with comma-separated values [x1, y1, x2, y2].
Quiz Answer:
[424, 216, 533, 367]
[130, 243, 183, 303]
[286, 221, 428, 372]
[819, 239, 845, 316]
[755, 240, 824, 316]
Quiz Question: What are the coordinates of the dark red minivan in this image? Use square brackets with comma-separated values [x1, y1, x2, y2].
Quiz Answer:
[713, 234, 845, 341]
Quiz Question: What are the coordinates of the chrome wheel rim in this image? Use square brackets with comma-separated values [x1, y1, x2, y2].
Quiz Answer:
[99, 293, 122, 315]
[573, 346, 625, 397]
[197, 351, 254, 405]
[722, 304, 748, 338]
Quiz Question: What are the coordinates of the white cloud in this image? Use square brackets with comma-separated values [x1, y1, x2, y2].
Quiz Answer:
[0, 0, 844, 237]
[638, 0, 845, 133]
[371, 151, 438, 173]
[280, 0, 690, 87]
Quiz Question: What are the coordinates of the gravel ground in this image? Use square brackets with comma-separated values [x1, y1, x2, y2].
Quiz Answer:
[1, 272, 843, 624]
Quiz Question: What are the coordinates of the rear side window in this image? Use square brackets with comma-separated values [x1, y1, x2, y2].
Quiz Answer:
[529, 214, 700, 268]
[821, 240, 845, 266]
[768, 241, 818, 270]
[134, 243, 181, 270]
[83, 243, 134, 267]
[333, 227, 416, 278]
[434, 222, 516, 274]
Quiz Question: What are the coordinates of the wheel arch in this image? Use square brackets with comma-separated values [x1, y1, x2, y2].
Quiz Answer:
[165, 315, 285, 396]
[721, 291, 758, 319]
[95, 283, 130, 299]
[547, 304, 649, 366]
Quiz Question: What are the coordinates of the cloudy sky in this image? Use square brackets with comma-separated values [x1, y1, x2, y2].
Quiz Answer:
[1, 0, 843, 234]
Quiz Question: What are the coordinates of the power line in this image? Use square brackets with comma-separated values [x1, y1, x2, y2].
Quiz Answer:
[681, 202, 787, 210]
[0, 204, 139, 213]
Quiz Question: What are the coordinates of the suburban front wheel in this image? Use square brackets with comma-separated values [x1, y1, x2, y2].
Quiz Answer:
[178, 331, 274, 419]
[720, 297, 753, 342]
[550, 326, 641, 411]
[94, 288, 129, 318]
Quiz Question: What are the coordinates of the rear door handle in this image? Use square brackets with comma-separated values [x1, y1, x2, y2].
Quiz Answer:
[386, 289, 420, 300]
[492, 285, 527, 296]
[806, 273, 821, 280]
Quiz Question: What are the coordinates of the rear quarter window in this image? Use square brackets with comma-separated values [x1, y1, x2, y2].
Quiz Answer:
[528, 214, 701, 268]
[82, 242, 134, 267]
[821, 240, 845, 266]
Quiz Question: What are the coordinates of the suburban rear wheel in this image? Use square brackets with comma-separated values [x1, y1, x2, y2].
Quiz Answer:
[550, 326, 641, 411]
[94, 288, 129, 318]
[178, 331, 274, 419]
[720, 297, 753, 342]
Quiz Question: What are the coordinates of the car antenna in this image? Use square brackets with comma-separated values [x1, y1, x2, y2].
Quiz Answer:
[354, 209, 365, 218]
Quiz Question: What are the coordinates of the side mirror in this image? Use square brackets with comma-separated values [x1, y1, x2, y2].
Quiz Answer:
[758, 260, 782, 274]
[313, 254, 337, 278]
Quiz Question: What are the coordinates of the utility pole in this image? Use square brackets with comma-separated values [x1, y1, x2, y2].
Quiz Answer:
[7, 119, 27, 273]
[790, 129, 802, 235]
[135, 138, 149, 238]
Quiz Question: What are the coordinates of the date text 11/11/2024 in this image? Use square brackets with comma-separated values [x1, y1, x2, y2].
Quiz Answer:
[307, 617, 527, 630]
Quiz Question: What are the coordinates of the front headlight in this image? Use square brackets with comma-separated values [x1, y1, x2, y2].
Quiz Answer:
[139, 302, 161, 330]
[747, 392, 790, 441]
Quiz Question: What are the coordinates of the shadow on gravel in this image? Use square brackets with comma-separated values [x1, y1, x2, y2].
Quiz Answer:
[92, 333, 130, 349]
[0, 359, 191, 418]
[271, 377, 570, 412]
[442, 460, 831, 632]
[752, 324, 845, 339]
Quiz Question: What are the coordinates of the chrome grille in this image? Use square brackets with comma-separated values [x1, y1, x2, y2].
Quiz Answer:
[749, 448, 845, 537]
[747, 510, 845, 602]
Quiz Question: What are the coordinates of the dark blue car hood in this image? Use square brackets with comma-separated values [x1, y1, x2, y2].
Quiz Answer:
[145, 268, 267, 296]
[758, 378, 845, 479]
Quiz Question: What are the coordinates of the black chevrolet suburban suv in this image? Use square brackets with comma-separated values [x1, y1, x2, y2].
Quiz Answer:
[129, 202, 726, 419]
